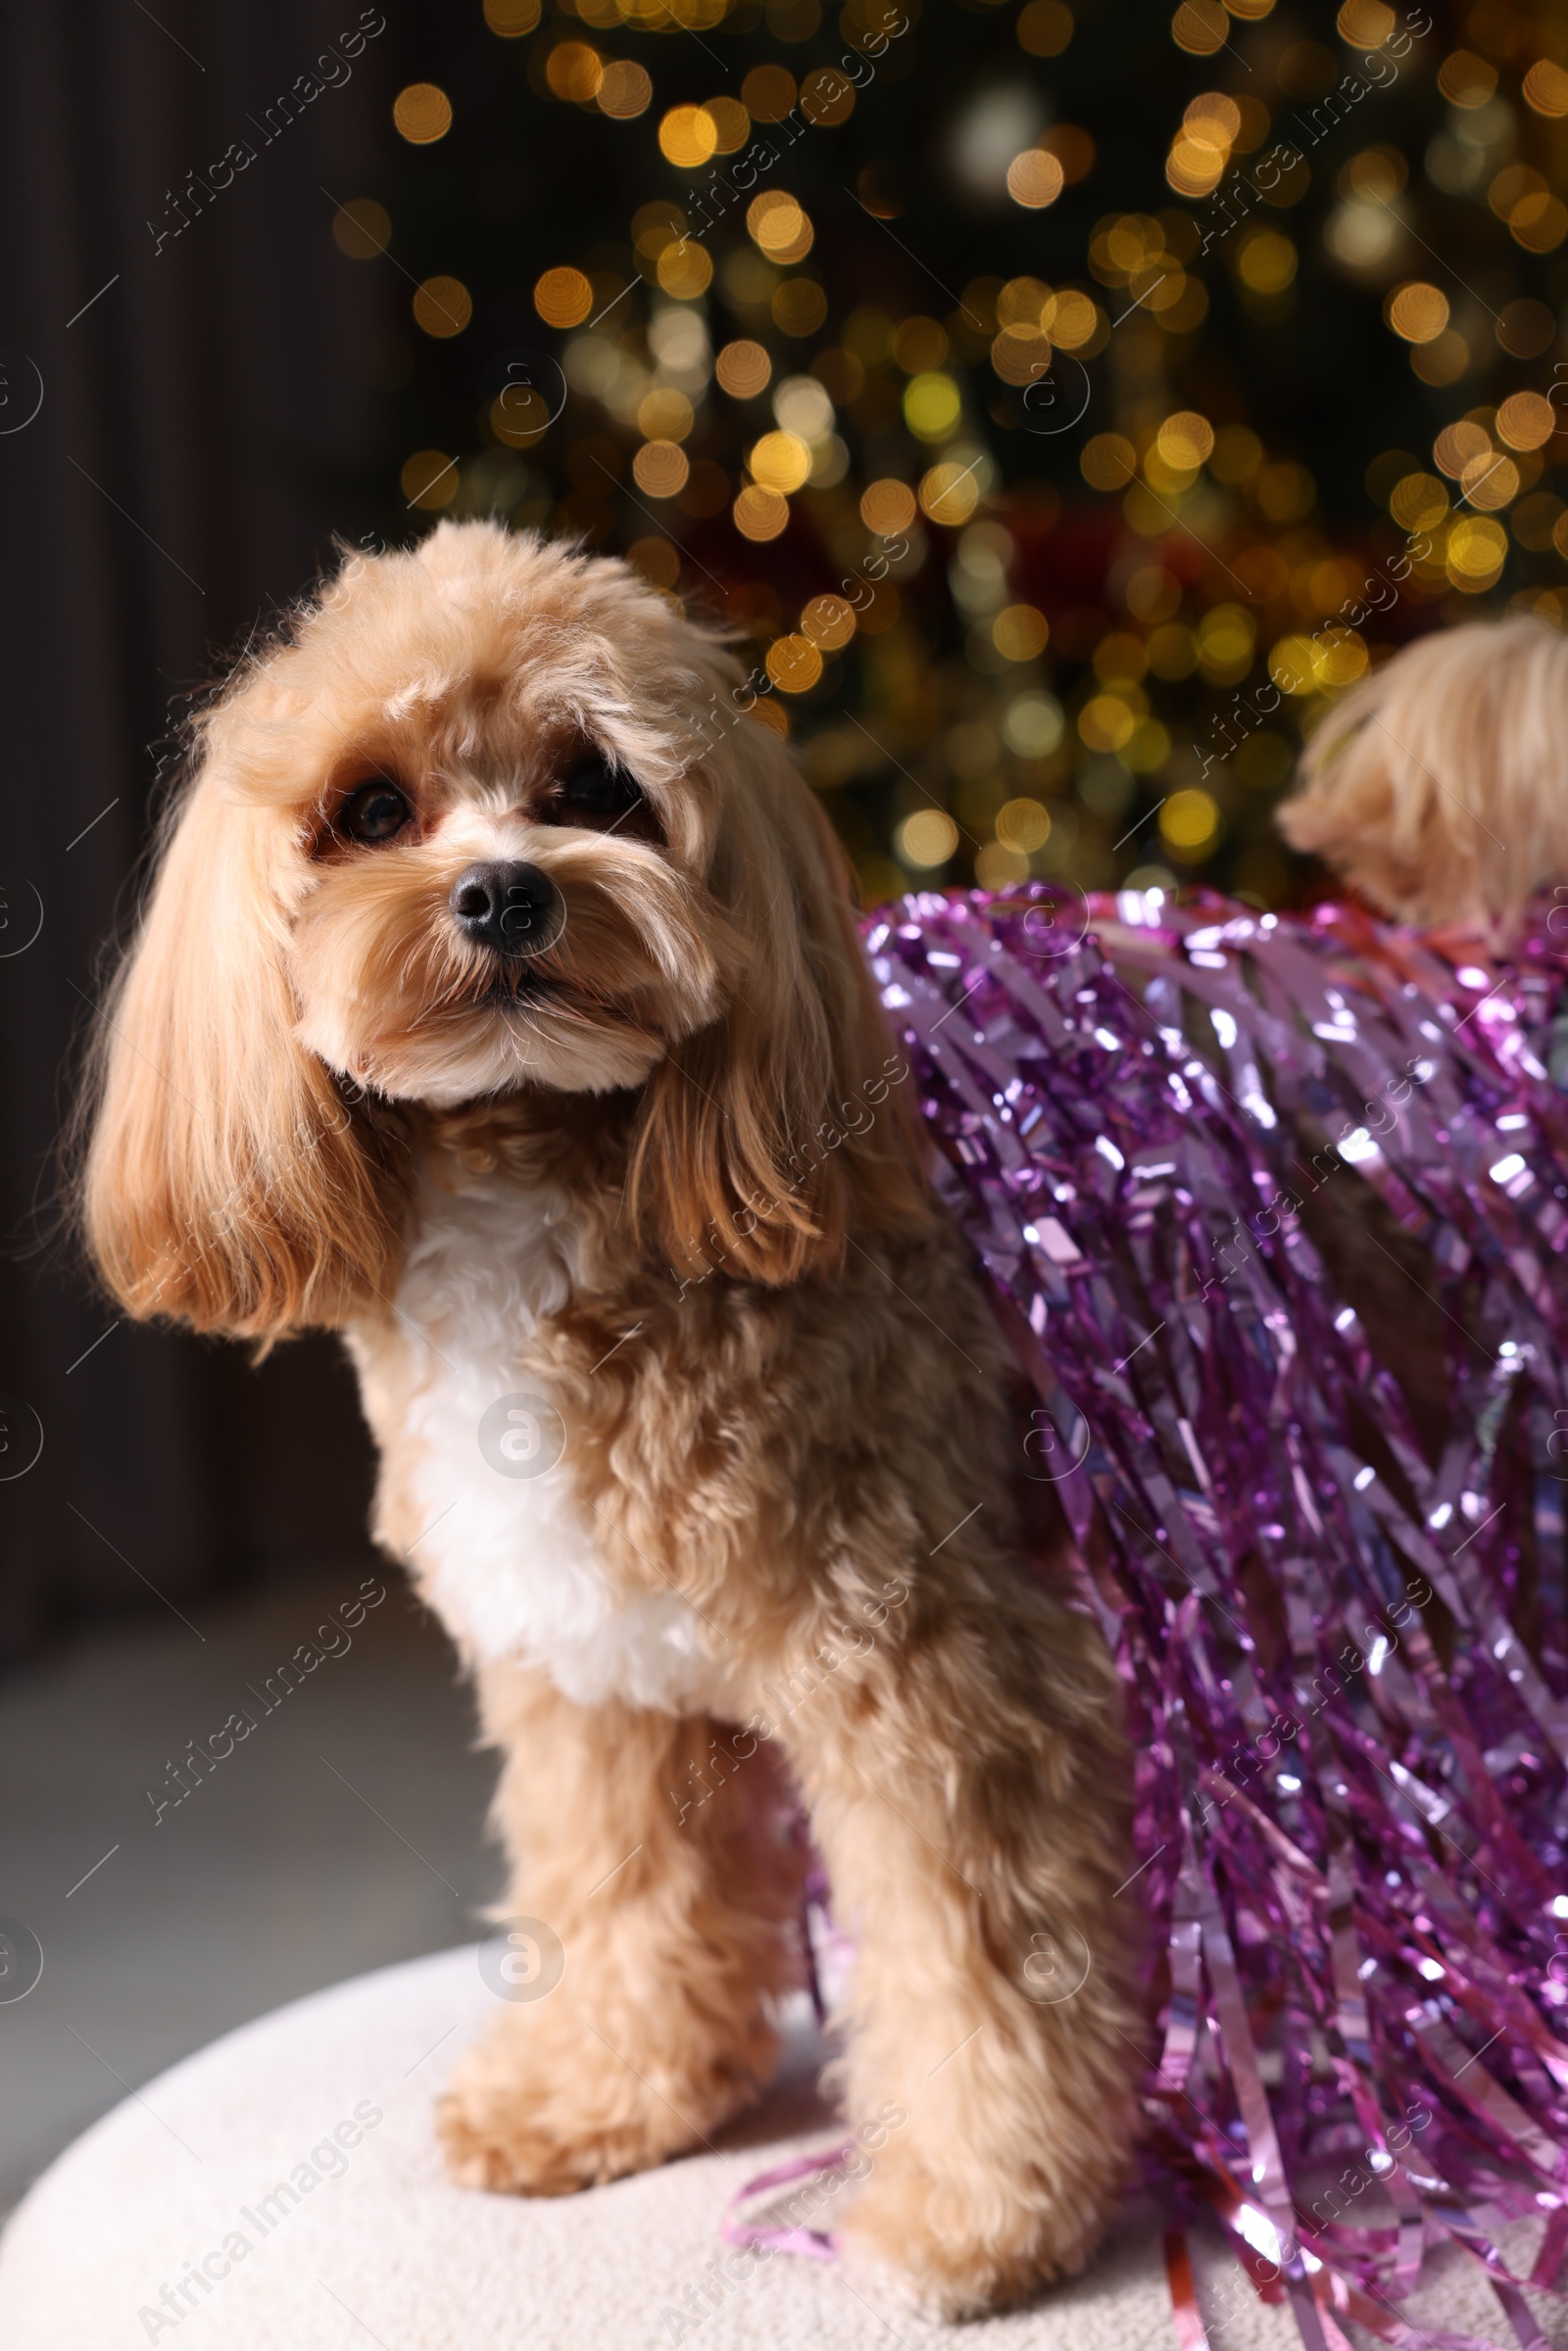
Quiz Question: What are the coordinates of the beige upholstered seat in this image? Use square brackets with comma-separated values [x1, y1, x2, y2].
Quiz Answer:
[0, 1945, 1552, 2350]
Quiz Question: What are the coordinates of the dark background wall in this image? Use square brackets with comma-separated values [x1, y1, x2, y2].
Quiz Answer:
[0, 7, 402, 1656]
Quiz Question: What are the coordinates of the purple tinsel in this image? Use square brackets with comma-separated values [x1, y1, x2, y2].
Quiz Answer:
[858, 884, 1568, 2351]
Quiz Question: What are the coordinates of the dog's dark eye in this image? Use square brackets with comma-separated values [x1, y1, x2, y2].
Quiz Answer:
[561, 756, 641, 827]
[339, 781, 412, 844]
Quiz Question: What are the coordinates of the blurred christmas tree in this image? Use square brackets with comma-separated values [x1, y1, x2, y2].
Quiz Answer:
[333, 0, 1568, 909]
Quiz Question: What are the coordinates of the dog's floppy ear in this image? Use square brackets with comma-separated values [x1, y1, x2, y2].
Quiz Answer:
[629, 710, 929, 1286]
[80, 717, 407, 1344]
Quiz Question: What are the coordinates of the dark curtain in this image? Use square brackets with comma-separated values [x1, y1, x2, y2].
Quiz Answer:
[0, 4, 408, 1657]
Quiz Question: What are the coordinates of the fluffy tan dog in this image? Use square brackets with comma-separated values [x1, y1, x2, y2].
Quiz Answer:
[1277, 614, 1568, 929]
[80, 521, 1143, 2317]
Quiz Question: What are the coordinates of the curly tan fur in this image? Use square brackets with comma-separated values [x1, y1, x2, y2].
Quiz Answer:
[79, 521, 1145, 2318]
[1277, 616, 1568, 931]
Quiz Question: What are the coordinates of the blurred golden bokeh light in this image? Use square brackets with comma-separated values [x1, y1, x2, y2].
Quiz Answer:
[733, 484, 790, 540]
[899, 809, 959, 868]
[632, 440, 689, 498]
[1004, 693, 1065, 757]
[658, 104, 716, 167]
[1447, 515, 1508, 586]
[861, 478, 917, 535]
[994, 605, 1051, 661]
[705, 96, 751, 151]
[1018, 0, 1074, 56]
[598, 62, 653, 120]
[401, 450, 458, 509]
[628, 536, 679, 589]
[658, 242, 712, 299]
[1438, 49, 1497, 107]
[748, 193, 813, 262]
[803, 595, 857, 651]
[1390, 472, 1448, 530]
[772, 279, 827, 336]
[1161, 788, 1220, 855]
[393, 83, 452, 143]
[332, 199, 390, 261]
[749, 430, 811, 493]
[1459, 452, 1518, 512]
[546, 41, 604, 103]
[534, 268, 594, 328]
[904, 372, 961, 440]
[1524, 59, 1568, 117]
[1081, 433, 1136, 491]
[918, 462, 981, 523]
[741, 64, 797, 121]
[637, 388, 694, 443]
[1336, 0, 1394, 41]
[766, 633, 824, 693]
[413, 276, 471, 337]
[1235, 231, 1297, 295]
[1385, 282, 1449, 344]
[1433, 420, 1491, 478]
[715, 340, 772, 399]
[1155, 411, 1214, 469]
[491, 386, 551, 446]
[1007, 151, 1065, 209]
[997, 798, 1053, 853]
[1172, 1, 1231, 58]
[1045, 289, 1100, 347]
[1496, 393, 1556, 452]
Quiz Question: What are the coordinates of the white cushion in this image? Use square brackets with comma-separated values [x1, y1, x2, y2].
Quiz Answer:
[0, 1945, 1556, 2349]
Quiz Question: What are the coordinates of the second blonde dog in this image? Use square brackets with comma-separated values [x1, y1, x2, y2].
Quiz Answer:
[1277, 615, 1568, 930]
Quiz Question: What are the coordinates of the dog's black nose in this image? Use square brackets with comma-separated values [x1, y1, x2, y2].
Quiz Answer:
[449, 861, 561, 956]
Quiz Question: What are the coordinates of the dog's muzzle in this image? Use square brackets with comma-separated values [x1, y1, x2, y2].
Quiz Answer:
[450, 861, 563, 957]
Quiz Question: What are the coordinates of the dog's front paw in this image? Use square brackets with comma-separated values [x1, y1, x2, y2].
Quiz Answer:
[437, 2086, 656, 2195]
[439, 2096, 572, 2194]
[437, 2008, 771, 2197]
[436, 2042, 699, 2195]
[837, 2145, 1108, 2321]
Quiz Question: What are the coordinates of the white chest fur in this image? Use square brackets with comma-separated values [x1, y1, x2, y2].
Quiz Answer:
[357, 1178, 718, 1715]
